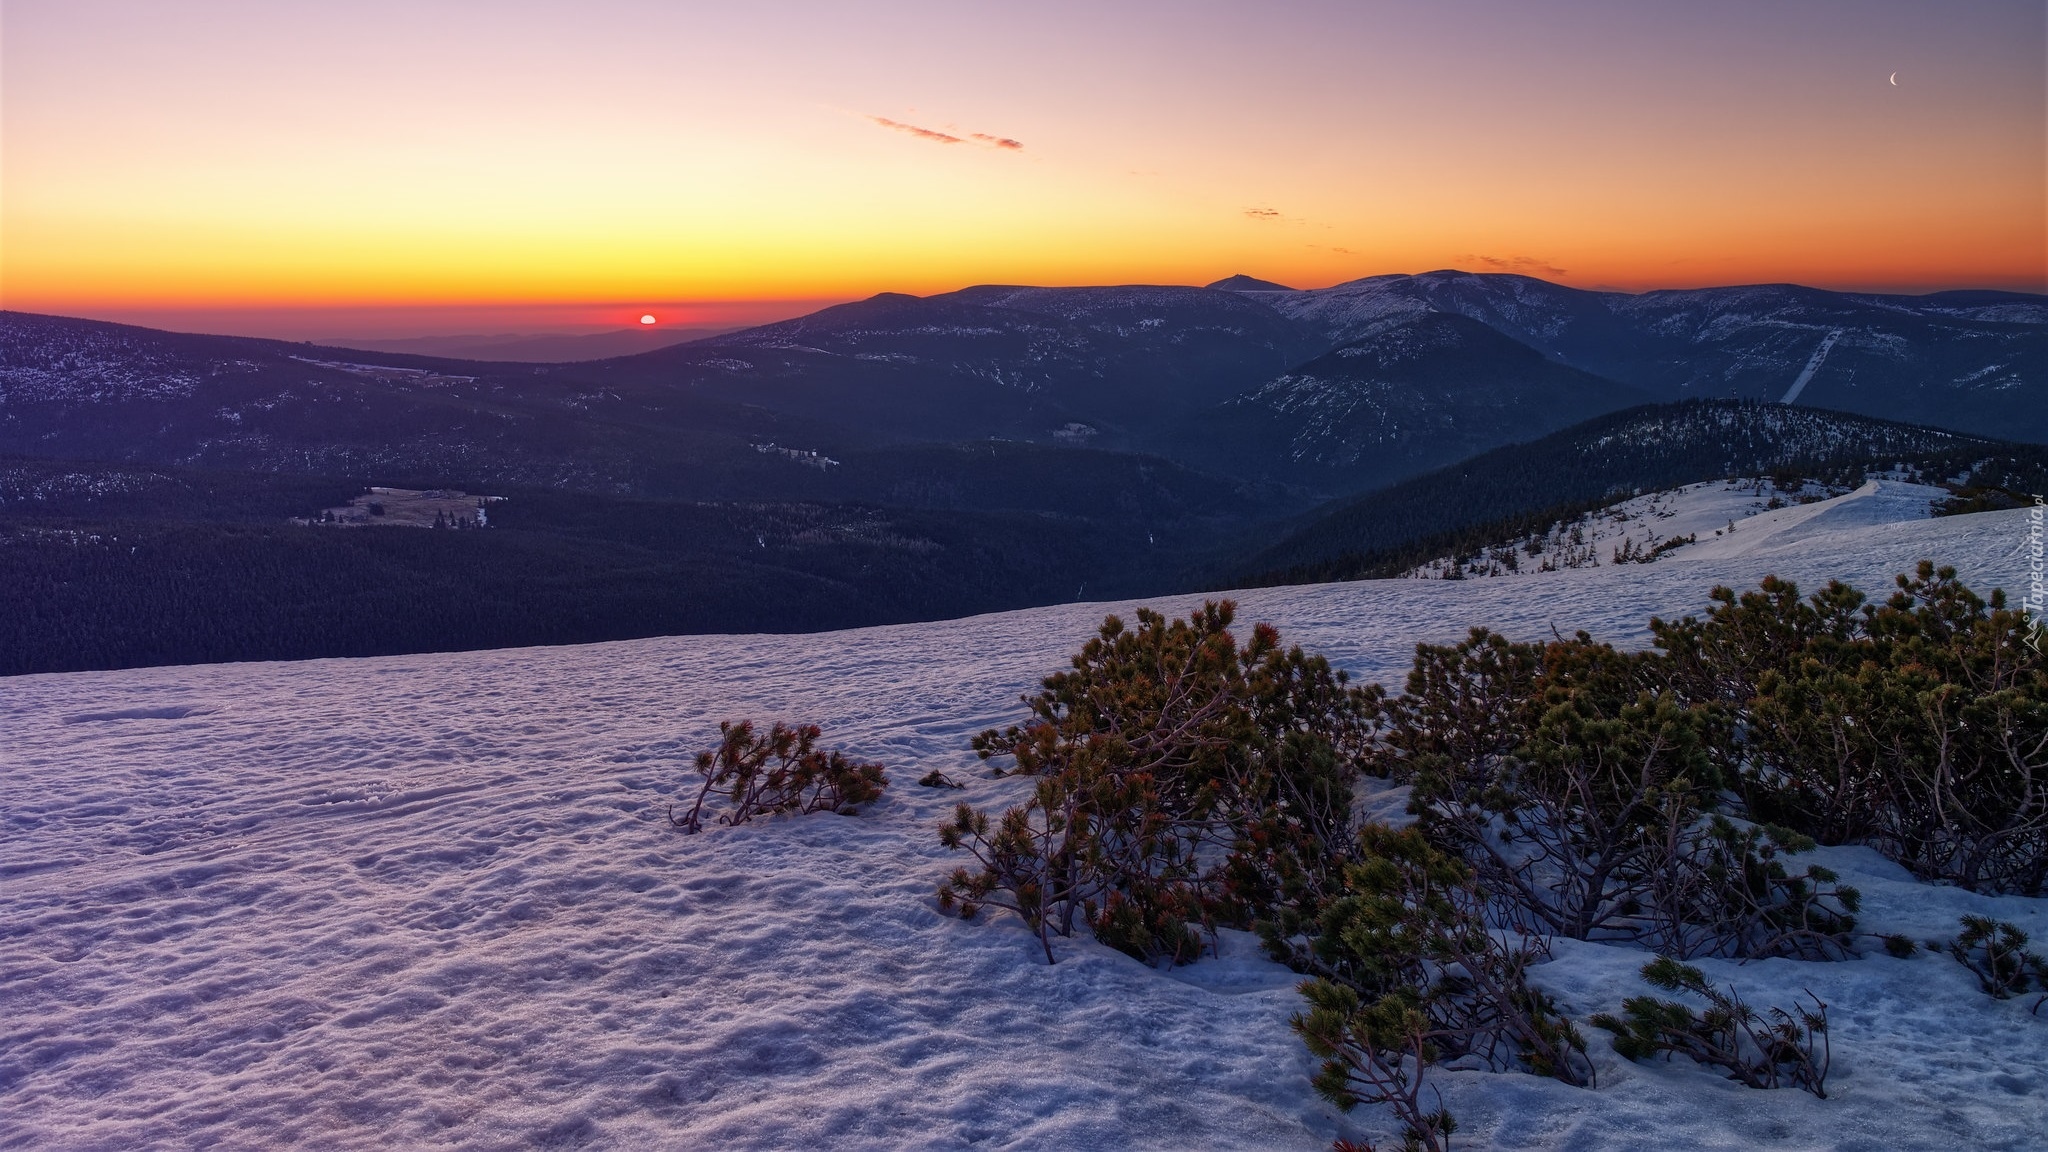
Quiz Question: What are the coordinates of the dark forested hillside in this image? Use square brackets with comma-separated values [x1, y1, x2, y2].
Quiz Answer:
[691, 284, 1328, 438]
[1170, 312, 1645, 489]
[0, 478, 1212, 676]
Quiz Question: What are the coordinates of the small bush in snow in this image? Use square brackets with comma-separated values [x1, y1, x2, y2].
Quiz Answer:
[937, 600, 1373, 964]
[1938, 915, 2048, 1012]
[1291, 826, 1591, 1152]
[669, 720, 886, 833]
[1591, 957, 1830, 1097]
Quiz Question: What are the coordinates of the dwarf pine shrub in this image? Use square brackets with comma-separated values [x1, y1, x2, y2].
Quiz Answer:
[1653, 563, 2048, 895]
[937, 600, 1374, 964]
[670, 720, 886, 833]
[1592, 956, 1831, 1097]
[1374, 630, 1858, 960]
[1292, 825, 1592, 1152]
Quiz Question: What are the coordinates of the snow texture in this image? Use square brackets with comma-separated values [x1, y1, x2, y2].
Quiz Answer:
[3, 507, 2044, 1150]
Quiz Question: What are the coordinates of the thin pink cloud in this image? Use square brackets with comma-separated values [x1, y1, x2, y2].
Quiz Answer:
[869, 116, 964, 144]
[869, 116, 1022, 151]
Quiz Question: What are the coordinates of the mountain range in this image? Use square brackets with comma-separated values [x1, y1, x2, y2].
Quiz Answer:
[1219, 271, 2045, 440]
[7, 271, 2038, 497]
[2, 270, 2040, 672]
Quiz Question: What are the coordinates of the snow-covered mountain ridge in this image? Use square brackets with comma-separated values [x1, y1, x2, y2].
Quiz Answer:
[1216, 270, 2045, 440]
[3, 507, 2041, 1150]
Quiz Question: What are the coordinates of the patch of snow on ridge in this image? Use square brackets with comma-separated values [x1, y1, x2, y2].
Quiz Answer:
[1, 509, 2040, 1150]
[1408, 478, 1950, 580]
[1258, 280, 1438, 346]
[0, 325, 216, 405]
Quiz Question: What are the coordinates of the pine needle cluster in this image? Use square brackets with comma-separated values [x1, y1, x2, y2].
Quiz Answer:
[1937, 915, 2048, 1013]
[1592, 957, 1830, 1097]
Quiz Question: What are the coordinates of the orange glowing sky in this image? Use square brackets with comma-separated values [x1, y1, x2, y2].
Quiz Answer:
[2, 1, 2042, 338]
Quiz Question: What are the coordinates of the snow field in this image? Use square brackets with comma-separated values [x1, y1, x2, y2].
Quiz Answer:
[2, 505, 2043, 1149]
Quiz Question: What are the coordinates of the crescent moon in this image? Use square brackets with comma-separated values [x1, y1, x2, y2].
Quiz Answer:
[1889, 72, 1897, 85]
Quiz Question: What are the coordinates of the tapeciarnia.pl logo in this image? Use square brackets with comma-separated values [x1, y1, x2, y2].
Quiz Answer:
[2028, 496, 2046, 653]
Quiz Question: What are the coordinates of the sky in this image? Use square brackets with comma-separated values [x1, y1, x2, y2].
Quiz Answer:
[2, 0, 2043, 339]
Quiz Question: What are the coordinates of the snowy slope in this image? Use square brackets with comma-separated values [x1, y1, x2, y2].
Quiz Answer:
[3, 508, 2043, 1150]
[1407, 478, 1951, 579]
[1680, 478, 1951, 561]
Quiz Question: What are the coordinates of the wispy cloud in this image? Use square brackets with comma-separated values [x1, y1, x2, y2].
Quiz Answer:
[1462, 253, 1568, 277]
[870, 116, 964, 144]
[868, 116, 1022, 151]
[1245, 208, 1334, 229]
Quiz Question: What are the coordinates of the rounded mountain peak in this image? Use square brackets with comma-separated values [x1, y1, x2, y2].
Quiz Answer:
[1206, 274, 1297, 292]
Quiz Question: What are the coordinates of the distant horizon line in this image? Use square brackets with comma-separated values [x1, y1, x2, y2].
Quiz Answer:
[7, 268, 2043, 343]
